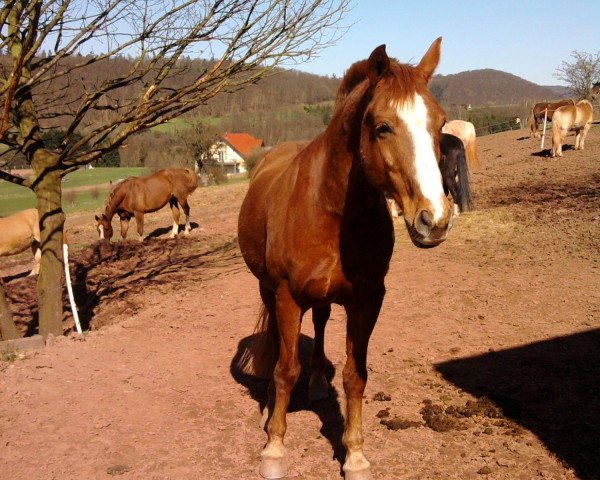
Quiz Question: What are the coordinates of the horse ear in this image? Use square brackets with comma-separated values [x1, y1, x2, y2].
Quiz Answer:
[95, 215, 100, 221]
[417, 37, 442, 82]
[367, 44, 390, 86]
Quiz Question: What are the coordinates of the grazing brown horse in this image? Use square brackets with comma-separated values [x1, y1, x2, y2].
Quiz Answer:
[0, 208, 40, 275]
[95, 168, 198, 240]
[441, 119, 480, 169]
[551, 99, 594, 157]
[238, 38, 453, 479]
[528, 100, 575, 138]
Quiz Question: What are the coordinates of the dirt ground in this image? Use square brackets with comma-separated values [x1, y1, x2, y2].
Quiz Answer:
[1, 127, 599, 480]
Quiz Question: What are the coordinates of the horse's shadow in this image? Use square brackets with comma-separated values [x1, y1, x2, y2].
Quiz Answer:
[230, 333, 346, 470]
[146, 222, 200, 239]
[436, 328, 600, 480]
[530, 144, 576, 158]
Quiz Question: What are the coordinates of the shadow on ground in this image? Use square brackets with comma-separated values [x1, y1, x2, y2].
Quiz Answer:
[436, 328, 600, 480]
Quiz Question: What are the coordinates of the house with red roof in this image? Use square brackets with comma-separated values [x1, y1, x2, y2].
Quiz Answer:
[210, 132, 264, 175]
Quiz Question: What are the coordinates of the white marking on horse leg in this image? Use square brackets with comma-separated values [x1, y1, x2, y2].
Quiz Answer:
[184, 214, 191, 234]
[170, 221, 178, 238]
[394, 94, 446, 222]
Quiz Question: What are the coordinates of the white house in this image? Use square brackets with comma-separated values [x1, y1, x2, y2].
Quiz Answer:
[210, 132, 264, 175]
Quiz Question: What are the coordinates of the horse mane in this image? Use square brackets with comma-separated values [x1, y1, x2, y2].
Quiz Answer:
[102, 177, 135, 212]
[335, 56, 419, 107]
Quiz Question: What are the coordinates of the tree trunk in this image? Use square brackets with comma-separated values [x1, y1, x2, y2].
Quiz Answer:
[31, 149, 65, 338]
[0, 281, 19, 341]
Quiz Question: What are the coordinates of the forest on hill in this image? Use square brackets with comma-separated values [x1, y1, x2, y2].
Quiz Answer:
[2, 53, 575, 170]
[430, 69, 569, 106]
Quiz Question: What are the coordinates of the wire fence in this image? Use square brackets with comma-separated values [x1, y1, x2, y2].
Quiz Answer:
[474, 103, 600, 136]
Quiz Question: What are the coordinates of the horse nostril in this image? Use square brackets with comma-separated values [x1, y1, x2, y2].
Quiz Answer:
[414, 209, 433, 237]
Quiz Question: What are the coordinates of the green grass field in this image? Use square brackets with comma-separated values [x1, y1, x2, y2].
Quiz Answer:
[0, 167, 148, 216]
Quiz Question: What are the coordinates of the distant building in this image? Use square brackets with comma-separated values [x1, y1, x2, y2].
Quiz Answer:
[210, 132, 264, 175]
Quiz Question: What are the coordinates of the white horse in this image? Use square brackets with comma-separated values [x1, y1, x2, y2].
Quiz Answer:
[0, 208, 41, 275]
[551, 100, 594, 158]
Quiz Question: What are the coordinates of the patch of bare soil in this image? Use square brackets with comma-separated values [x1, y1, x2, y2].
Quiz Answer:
[1, 128, 599, 479]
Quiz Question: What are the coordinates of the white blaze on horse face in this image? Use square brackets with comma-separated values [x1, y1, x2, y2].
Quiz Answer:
[393, 94, 446, 222]
[98, 224, 105, 240]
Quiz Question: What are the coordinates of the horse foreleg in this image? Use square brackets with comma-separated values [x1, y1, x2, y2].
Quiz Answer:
[342, 287, 384, 480]
[260, 281, 302, 479]
[120, 217, 130, 239]
[169, 198, 180, 238]
[134, 212, 145, 240]
[309, 305, 331, 401]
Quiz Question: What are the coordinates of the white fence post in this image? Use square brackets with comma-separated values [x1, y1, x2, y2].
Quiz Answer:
[540, 108, 548, 150]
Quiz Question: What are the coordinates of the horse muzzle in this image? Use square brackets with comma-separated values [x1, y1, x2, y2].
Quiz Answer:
[406, 208, 453, 248]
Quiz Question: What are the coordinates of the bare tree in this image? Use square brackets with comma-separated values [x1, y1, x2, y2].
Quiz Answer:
[0, 0, 350, 336]
[554, 50, 600, 100]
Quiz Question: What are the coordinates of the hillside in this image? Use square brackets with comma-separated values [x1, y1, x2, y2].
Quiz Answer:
[430, 69, 569, 105]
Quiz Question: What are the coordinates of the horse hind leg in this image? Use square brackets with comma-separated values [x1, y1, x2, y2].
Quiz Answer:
[260, 281, 302, 479]
[29, 240, 41, 276]
[169, 198, 180, 238]
[309, 305, 331, 401]
[180, 197, 192, 234]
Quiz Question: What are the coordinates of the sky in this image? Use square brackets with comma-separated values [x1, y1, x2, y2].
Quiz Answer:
[294, 0, 600, 86]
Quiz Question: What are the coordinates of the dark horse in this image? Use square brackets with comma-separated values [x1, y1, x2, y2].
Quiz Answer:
[238, 38, 453, 479]
[528, 99, 574, 138]
[440, 133, 474, 214]
[95, 167, 198, 240]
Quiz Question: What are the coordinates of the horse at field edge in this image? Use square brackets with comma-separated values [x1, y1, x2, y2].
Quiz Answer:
[237, 38, 453, 480]
[551, 99, 594, 158]
[442, 119, 480, 169]
[528, 99, 575, 138]
[0, 208, 40, 276]
[95, 167, 198, 241]
[440, 133, 473, 214]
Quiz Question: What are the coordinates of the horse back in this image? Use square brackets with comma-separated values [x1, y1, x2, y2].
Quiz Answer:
[0, 208, 39, 256]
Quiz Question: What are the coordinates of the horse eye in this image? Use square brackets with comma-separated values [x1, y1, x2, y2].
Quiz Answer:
[376, 122, 392, 136]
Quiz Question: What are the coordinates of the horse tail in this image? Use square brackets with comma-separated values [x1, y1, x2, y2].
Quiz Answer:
[456, 148, 473, 212]
[238, 299, 279, 379]
[182, 168, 199, 193]
[465, 139, 480, 170]
[528, 108, 536, 137]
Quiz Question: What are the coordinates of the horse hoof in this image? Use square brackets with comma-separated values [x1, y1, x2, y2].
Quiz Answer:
[344, 468, 373, 480]
[259, 455, 287, 479]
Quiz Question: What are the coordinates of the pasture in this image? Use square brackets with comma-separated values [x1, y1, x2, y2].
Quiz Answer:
[0, 127, 599, 479]
[0, 167, 147, 217]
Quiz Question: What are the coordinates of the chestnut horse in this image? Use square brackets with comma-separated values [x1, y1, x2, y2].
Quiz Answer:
[95, 168, 198, 240]
[440, 133, 473, 214]
[238, 38, 453, 479]
[441, 119, 480, 169]
[0, 208, 40, 275]
[528, 100, 575, 138]
[592, 82, 600, 99]
[551, 99, 594, 157]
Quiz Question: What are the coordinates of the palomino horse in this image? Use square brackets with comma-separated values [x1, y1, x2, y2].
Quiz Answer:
[441, 119, 480, 169]
[238, 38, 453, 479]
[551, 99, 594, 158]
[440, 133, 474, 214]
[528, 100, 574, 138]
[95, 168, 198, 240]
[0, 208, 40, 275]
